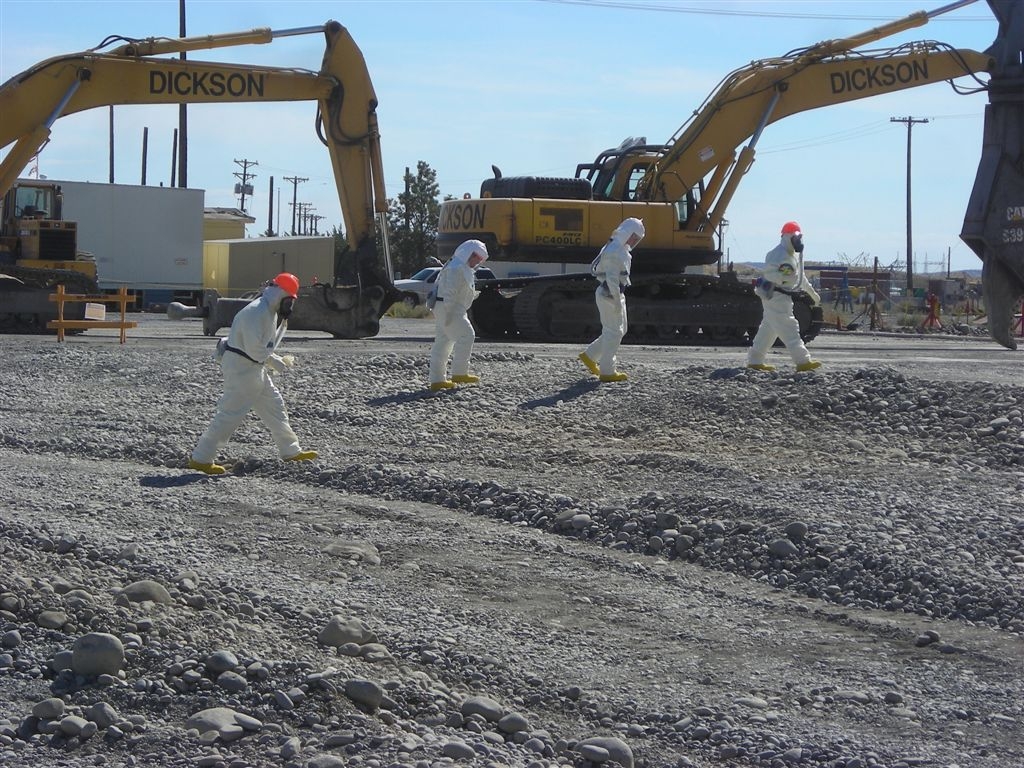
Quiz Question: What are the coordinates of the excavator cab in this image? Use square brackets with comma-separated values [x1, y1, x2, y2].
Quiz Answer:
[575, 141, 706, 229]
[575, 139, 662, 202]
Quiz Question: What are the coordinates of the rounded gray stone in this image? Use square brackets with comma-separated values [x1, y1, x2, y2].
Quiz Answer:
[216, 670, 248, 692]
[205, 650, 239, 674]
[442, 741, 477, 760]
[120, 580, 172, 604]
[72, 632, 124, 676]
[317, 616, 376, 647]
[344, 678, 384, 710]
[86, 702, 119, 729]
[461, 695, 504, 722]
[768, 538, 800, 557]
[32, 698, 65, 720]
[186, 707, 239, 733]
[577, 736, 633, 768]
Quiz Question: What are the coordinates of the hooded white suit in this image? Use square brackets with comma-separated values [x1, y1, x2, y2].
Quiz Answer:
[747, 232, 819, 367]
[192, 284, 304, 463]
[584, 218, 644, 376]
[429, 239, 488, 385]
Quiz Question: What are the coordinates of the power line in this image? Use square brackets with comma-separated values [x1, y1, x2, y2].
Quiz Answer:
[535, 0, 988, 22]
[759, 110, 981, 155]
[760, 119, 894, 154]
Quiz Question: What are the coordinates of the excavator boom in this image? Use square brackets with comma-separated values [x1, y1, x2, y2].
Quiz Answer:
[645, 40, 992, 235]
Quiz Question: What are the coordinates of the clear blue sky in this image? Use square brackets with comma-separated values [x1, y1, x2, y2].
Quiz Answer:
[0, 0, 996, 271]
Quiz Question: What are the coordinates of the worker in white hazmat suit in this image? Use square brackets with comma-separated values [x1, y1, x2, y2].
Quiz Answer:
[428, 239, 489, 391]
[188, 272, 318, 475]
[579, 217, 645, 382]
[747, 221, 822, 372]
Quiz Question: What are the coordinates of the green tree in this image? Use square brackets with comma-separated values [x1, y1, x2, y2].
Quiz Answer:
[386, 161, 441, 278]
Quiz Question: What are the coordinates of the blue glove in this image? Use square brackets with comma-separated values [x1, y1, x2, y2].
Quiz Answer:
[754, 277, 775, 300]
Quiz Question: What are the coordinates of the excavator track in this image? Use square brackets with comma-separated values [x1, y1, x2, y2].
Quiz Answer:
[471, 272, 823, 346]
[0, 266, 99, 334]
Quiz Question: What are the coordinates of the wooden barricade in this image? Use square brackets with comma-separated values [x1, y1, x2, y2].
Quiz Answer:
[47, 284, 138, 343]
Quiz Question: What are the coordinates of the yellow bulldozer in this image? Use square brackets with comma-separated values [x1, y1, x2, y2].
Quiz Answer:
[0, 180, 99, 330]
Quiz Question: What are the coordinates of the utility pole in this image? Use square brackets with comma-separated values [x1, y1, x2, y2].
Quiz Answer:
[141, 126, 148, 185]
[233, 158, 257, 212]
[267, 175, 275, 236]
[283, 175, 308, 235]
[170, 129, 178, 187]
[890, 116, 928, 293]
[178, 0, 188, 188]
[297, 202, 315, 235]
[108, 107, 115, 183]
[404, 167, 411, 230]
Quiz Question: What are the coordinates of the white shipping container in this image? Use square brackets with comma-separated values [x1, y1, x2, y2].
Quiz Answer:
[47, 179, 205, 291]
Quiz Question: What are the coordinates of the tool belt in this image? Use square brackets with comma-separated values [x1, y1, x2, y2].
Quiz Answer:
[225, 344, 260, 364]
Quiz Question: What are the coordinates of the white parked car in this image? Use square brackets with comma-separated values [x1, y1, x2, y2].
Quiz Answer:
[393, 266, 496, 307]
[393, 267, 441, 307]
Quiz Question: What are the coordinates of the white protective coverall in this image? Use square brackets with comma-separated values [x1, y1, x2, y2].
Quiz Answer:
[429, 239, 488, 385]
[747, 230, 821, 367]
[583, 218, 645, 376]
[191, 285, 304, 463]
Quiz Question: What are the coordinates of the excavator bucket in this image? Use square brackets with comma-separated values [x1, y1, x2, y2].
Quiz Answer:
[168, 281, 394, 339]
[961, 0, 1024, 349]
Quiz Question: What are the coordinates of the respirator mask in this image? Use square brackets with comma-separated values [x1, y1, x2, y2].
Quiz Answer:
[278, 296, 295, 319]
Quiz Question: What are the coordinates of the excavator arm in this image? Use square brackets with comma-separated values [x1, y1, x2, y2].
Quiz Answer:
[0, 21, 392, 292]
[641, 5, 993, 240]
[632, 0, 1024, 351]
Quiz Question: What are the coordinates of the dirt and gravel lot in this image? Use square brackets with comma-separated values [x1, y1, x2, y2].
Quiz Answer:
[1, 315, 1022, 768]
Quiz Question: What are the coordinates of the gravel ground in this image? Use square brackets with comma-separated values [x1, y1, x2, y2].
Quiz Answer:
[1, 317, 1022, 768]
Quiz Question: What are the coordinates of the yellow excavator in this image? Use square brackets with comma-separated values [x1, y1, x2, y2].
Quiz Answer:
[438, 0, 1024, 348]
[0, 20, 398, 336]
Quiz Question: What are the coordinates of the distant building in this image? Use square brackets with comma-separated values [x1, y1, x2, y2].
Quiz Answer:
[203, 208, 256, 240]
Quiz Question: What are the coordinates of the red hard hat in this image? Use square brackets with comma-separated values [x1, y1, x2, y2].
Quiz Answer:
[272, 272, 300, 298]
[781, 221, 802, 236]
